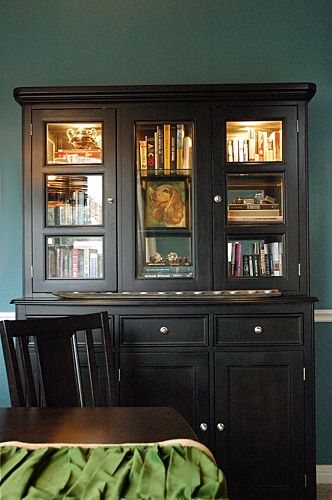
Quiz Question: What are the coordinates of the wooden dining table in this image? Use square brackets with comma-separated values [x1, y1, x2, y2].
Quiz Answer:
[0, 406, 198, 444]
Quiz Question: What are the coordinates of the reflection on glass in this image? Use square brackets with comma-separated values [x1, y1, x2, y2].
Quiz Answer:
[47, 236, 103, 279]
[46, 122, 102, 164]
[226, 173, 284, 224]
[46, 175, 103, 226]
[227, 236, 284, 278]
[226, 121, 283, 163]
[135, 121, 194, 279]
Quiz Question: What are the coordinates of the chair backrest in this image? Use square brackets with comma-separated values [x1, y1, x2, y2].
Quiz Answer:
[0, 311, 118, 408]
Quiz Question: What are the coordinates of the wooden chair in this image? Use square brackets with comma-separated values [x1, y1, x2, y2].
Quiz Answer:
[0, 311, 118, 407]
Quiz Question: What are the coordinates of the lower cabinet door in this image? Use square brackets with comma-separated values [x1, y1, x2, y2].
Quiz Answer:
[119, 351, 210, 447]
[215, 351, 305, 500]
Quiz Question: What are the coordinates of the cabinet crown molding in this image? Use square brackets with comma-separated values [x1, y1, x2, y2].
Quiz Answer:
[14, 82, 316, 105]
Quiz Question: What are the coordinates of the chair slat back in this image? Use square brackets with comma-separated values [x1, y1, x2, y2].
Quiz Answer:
[0, 312, 117, 407]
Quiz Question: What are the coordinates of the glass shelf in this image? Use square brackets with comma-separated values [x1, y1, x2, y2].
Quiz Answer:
[226, 120, 283, 163]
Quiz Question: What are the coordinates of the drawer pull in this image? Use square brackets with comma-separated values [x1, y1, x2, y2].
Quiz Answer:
[254, 325, 263, 335]
[200, 422, 208, 431]
[159, 326, 169, 335]
[217, 422, 225, 432]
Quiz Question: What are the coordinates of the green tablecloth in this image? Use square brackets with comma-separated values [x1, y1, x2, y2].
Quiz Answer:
[0, 442, 228, 499]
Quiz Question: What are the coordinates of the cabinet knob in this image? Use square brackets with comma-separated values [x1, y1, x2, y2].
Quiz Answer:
[159, 326, 169, 335]
[217, 422, 225, 432]
[107, 196, 115, 204]
[213, 194, 223, 203]
[200, 422, 208, 431]
[254, 325, 263, 335]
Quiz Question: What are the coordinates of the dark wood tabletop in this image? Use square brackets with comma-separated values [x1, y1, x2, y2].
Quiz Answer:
[0, 407, 197, 444]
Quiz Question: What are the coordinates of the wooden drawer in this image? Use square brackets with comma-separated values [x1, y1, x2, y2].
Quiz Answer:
[215, 314, 303, 345]
[120, 315, 208, 346]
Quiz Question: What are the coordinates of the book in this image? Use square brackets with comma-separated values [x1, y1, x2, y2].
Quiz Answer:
[163, 124, 171, 174]
[157, 125, 164, 171]
[269, 130, 282, 161]
[228, 203, 279, 210]
[89, 250, 98, 278]
[234, 242, 242, 277]
[243, 140, 249, 162]
[170, 125, 177, 172]
[176, 124, 185, 170]
[257, 131, 268, 161]
[259, 243, 266, 275]
[227, 140, 233, 162]
[154, 131, 159, 172]
[183, 135, 192, 170]
[243, 254, 250, 276]
[72, 248, 79, 278]
[233, 138, 239, 162]
[248, 254, 254, 276]
[270, 241, 280, 276]
[139, 139, 147, 174]
[146, 135, 155, 172]
[248, 128, 256, 161]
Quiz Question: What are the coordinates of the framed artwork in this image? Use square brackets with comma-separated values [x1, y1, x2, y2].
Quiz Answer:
[145, 179, 189, 229]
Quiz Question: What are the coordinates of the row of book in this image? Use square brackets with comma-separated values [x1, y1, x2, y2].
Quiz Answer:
[228, 241, 283, 277]
[48, 246, 103, 279]
[138, 124, 192, 175]
[48, 192, 102, 226]
[227, 129, 282, 162]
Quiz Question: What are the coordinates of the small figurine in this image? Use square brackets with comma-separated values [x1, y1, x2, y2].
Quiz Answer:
[150, 252, 163, 263]
[167, 252, 179, 264]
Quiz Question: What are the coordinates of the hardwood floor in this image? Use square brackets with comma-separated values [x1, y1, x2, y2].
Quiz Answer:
[317, 484, 332, 500]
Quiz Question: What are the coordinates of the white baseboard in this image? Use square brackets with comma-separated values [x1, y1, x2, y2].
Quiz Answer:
[0, 312, 15, 321]
[317, 465, 332, 484]
[315, 309, 332, 323]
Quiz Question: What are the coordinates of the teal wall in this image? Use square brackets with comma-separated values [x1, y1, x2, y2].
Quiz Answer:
[0, 0, 331, 462]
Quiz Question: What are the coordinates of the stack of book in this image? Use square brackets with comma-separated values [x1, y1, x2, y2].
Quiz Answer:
[227, 203, 282, 222]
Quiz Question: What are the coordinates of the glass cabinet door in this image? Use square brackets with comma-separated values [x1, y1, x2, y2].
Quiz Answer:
[213, 106, 299, 293]
[31, 109, 117, 292]
[136, 122, 194, 280]
[120, 105, 211, 291]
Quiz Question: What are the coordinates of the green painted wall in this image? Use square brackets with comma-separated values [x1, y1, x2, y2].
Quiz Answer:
[0, 0, 331, 463]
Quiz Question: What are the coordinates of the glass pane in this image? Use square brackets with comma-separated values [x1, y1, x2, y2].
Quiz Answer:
[227, 236, 284, 278]
[135, 121, 194, 279]
[226, 120, 282, 163]
[47, 236, 103, 279]
[46, 175, 103, 226]
[46, 122, 102, 164]
[226, 173, 284, 224]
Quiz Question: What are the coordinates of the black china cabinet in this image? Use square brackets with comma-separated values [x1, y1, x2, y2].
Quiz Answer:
[12, 83, 316, 499]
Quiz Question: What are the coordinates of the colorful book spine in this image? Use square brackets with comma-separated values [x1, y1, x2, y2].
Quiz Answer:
[163, 124, 171, 174]
[176, 124, 185, 170]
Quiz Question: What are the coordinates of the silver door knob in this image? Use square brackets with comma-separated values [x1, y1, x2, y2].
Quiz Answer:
[254, 325, 263, 335]
[213, 194, 223, 203]
[159, 326, 169, 335]
[107, 196, 115, 204]
[200, 423, 208, 431]
[217, 422, 225, 432]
